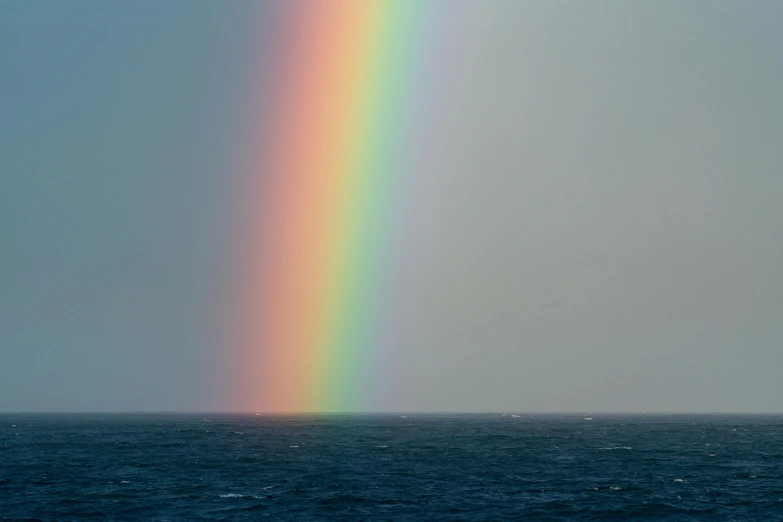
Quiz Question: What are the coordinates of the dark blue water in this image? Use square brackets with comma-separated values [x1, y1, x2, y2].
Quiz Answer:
[1, 414, 782, 520]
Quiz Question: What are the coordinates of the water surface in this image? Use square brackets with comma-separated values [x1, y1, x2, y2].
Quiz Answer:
[1, 414, 782, 520]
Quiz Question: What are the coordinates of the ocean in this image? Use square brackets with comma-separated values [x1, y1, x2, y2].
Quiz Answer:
[1, 414, 782, 520]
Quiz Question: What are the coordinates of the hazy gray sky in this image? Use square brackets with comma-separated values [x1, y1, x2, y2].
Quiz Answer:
[0, 1, 261, 411]
[2, 1, 782, 412]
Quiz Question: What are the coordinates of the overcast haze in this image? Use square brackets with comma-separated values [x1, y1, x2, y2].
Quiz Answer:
[2, 1, 782, 412]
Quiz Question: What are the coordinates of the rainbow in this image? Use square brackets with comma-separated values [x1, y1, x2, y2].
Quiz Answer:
[236, 1, 427, 413]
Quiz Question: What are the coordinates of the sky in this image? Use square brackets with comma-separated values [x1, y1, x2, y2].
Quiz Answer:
[1, 0, 782, 413]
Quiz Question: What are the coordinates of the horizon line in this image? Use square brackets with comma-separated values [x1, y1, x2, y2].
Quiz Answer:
[2, 411, 782, 416]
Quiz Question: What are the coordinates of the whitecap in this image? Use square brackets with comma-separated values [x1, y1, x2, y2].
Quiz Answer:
[584, 417, 593, 421]
[512, 415, 521, 418]
[674, 479, 684, 483]
[290, 445, 299, 448]
[377, 445, 388, 448]
[219, 493, 245, 498]
[610, 486, 622, 491]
